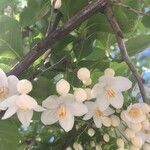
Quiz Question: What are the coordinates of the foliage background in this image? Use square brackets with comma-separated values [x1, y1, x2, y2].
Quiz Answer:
[0, 0, 149, 149]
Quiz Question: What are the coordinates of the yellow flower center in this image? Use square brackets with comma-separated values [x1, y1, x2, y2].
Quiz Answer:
[58, 105, 67, 119]
[95, 108, 103, 117]
[106, 88, 116, 98]
[0, 87, 8, 99]
[129, 108, 141, 119]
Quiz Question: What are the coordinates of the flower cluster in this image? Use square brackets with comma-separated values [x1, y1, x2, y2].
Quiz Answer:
[0, 67, 149, 149]
[121, 103, 150, 149]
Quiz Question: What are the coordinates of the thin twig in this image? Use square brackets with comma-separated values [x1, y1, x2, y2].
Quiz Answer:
[103, 1, 147, 102]
[29, 56, 67, 80]
[112, 1, 150, 17]
[7, 0, 107, 77]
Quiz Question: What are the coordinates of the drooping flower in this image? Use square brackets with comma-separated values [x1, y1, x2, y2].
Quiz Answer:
[41, 94, 88, 132]
[121, 103, 147, 124]
[83, 101, 115, 128]
[0, 79, 45, 128]
[92, 73, 132, 110]
[0, 69, 19, 102]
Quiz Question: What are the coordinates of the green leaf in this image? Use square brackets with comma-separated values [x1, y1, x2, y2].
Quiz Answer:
[0, 119, 20, 150]
[30, 77, 55, 102]
[61, 0, 88, 22]
[20, 0, 50, 27]
[0, 15, 23, 58]
[126, 35, 150, 56]
[142, 13, 150, 28]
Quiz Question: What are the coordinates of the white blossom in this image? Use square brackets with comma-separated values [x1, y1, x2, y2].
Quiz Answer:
[0, 69, 19, 102]
[83, 101, 114, 128]
[92, 75, 132, 110]
[0, 80, 45, 128]
[41, 94, 88, 132]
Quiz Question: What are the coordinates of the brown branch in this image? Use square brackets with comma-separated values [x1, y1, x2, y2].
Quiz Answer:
[8, 0, 107, 77]
[103, 1, 147, 102]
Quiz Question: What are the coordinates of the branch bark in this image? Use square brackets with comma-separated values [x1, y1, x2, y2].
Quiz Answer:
[103, 1, 147, 102]
[8, 0, 107, 77]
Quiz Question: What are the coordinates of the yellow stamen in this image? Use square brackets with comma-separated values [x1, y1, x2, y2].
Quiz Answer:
[0, 87, 8, 99]
[95, 108, 103, 117]
[106, 89, 116, 98]
[58, 105, 67, 119]
[129, 108, 140, 119]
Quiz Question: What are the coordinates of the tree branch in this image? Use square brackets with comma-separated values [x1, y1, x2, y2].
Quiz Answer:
[103, 1, 147, 102]
[8, 0, 107, 77]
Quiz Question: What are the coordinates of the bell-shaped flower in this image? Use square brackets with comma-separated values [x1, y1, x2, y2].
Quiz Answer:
[83, 101, 115, 128]
[41, 94, 88, 132]
[121, 103, 146, 124]
[0, 69, 19, 102]
[92, 75, 132, 110]
[0, 80, 45, 128]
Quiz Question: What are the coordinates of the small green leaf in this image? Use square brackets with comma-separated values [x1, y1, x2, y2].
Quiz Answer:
[126, 35, 150, 56]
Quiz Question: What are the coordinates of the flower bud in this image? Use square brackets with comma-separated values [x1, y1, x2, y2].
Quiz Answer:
[51, 0, 62, 9]
[130, 145, 140, 150]
[90, 141, 95, 147]
[131, 136, 143, 147]
[143, 143, 150, 150]
[17, 79, 32, 94]
[130, 123, 142, 132]
[104, 68, 115, 77]
[88, 128, 95, 137]
[95, 144, 102, 150]
[116, 138, 124, 148]
[124, 128, 135, 139]
[103, 134, 110, 142]
[85, 88, 93, 100]
[82, 78, 92, 86]
[142, 120, 150, 130]
[111, 115, 120, 127]
[77, 67, 90, 81]
[102, 117, 111, 127]
[74, 88, 87, 102]
[56, 79, 70, 95]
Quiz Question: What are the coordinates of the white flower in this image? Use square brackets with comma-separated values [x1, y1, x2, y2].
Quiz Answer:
[122, 103, 146, 124]
[92, 75, 132, 110]
[83, 101, 114, 128]
[41, 94, 88, 132]
[0, 69, 19, 102]
[0, 94, 45, 128]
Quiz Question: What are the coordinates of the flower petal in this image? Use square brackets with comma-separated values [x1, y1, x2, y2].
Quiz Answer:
[42, 95, 59, 109]
[111, 76, 132, 92]
[2, 106, 17, 119]
[97, 96, 110, 111]
[59, 111, 74, 132]
[34, 105, 45, 112]
[93, 116, 102, 128]
[0, 95, 18, 110]
[41, 109, 58, 125]
[103, 107, 115, 116]
[17, 109, 33, 128]
[83, 102, 95, 120]
[7, 75, 19, 96]
[16, 95, 37, 110]
[109, 92, 124, 109]
[69, 102, 88, 116]
[0, 69, 8, 87]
